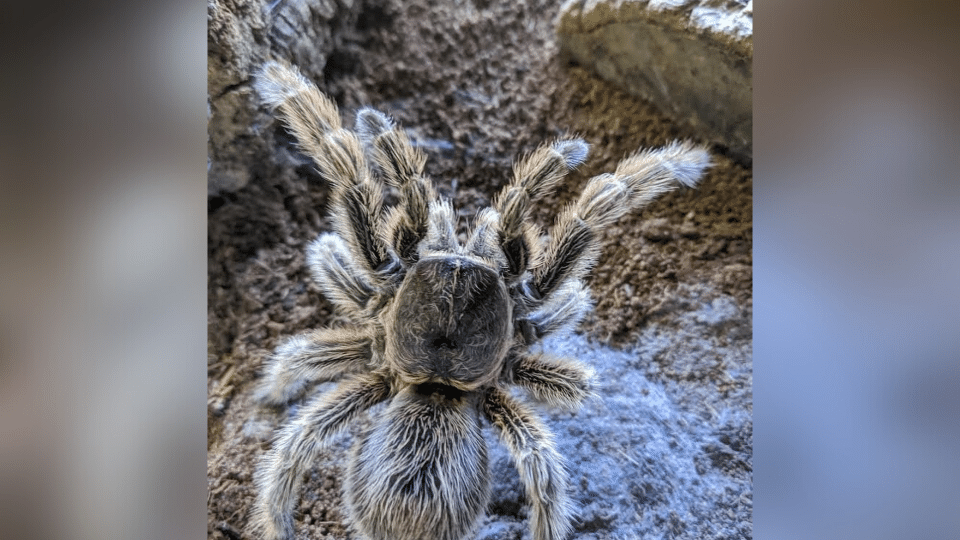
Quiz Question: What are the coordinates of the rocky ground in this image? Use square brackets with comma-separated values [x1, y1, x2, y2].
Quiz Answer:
[208, 0, 752, 538]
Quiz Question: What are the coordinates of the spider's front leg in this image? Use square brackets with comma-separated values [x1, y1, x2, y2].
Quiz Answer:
[533, 140, 711, 305]
[483, 388, 574, 540]
[355, 108, 436, 266]
[494, 139, 589, 280]
[519, 279, 592, 342]
[256, 61, 397, 286]
[250, 374, 391, 540]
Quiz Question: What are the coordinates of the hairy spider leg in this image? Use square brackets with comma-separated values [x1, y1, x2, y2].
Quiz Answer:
[305, 233, 377, 318]
[483, 387, 574, 540]
[493, 139, 589, 280]
[531, 140, 711, 312]
[356, 108, 437, 267]
[255, 326, 375, 406]
[251, 374, 392, 540]
[507, 351, 595, 410]
[256, 61, 396, 287]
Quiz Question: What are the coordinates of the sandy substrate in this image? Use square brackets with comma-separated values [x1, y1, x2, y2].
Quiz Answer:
[208, 0, 752, 538]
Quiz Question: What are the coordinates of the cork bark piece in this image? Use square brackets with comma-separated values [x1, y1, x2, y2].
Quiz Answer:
[558, 0, 752, 162]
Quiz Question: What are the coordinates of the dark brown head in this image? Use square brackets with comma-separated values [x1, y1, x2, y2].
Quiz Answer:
[385, 255, 512, 391]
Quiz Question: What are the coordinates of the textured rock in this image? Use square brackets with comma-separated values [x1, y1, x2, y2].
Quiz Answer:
[207, 0, 362, 195]
[557, 0, 752, 162]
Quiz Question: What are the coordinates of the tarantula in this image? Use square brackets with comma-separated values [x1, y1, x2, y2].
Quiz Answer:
[249, 60, 711, 540]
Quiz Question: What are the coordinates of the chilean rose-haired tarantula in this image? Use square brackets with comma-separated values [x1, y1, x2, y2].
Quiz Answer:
[249, 60, 711, 540]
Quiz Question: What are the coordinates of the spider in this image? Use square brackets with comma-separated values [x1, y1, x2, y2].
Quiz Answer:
[248, 60, 711, 540]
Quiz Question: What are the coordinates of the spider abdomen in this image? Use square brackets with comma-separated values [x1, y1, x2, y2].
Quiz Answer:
[345, 387, 490, 540]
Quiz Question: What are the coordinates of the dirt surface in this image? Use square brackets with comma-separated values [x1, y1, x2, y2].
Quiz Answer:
[208, 0, 752, 538]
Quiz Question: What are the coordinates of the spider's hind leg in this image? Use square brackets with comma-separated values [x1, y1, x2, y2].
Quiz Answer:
[250, 374, 391, 540]
[483, 388, 574, 540]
